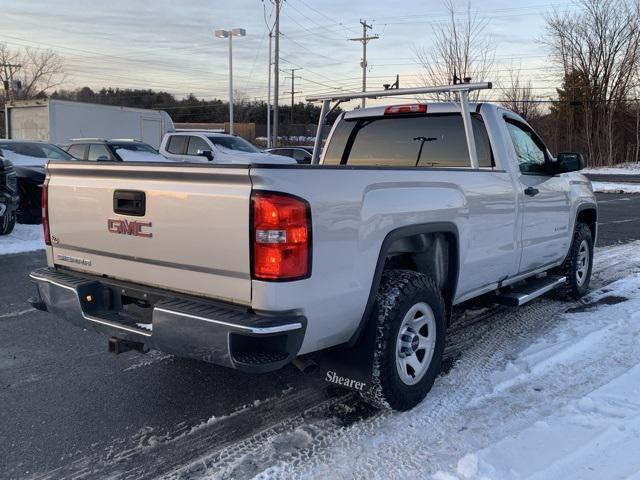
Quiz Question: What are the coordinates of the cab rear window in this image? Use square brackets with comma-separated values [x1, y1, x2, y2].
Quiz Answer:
[323, 113, 494, 168]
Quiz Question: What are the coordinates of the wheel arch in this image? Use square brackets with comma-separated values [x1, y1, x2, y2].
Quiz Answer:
[347, 222, 460, 346]
[576, 203, 597, 244]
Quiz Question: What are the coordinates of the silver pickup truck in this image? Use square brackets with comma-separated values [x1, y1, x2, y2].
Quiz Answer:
[29, 83, 597, 411]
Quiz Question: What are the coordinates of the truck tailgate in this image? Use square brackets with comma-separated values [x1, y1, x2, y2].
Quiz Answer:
[46, 162, 252, 305]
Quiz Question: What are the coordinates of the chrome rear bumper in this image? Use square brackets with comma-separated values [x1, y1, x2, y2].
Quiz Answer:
[29, 268, 306, 372]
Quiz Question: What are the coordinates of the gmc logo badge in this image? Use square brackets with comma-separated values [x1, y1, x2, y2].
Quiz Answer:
[107, 219, 152, 238]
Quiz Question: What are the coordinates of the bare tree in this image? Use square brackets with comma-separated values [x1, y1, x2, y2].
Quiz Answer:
[415, 0, 495, 100]
[0, 43, 65, 101]
[545, 0, 640, 166]
[500, 65, 542, 122]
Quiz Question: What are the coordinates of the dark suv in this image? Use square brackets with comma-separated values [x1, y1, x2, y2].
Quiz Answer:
[0, 140, 75, 224]
[65, 139, 165, 162]
[0, 154, 19, 235]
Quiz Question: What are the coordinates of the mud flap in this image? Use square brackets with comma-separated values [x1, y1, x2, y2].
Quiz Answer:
[314, 307, 378, 394]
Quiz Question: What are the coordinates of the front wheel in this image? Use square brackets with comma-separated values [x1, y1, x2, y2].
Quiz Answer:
[550, 223, 594, 300]
[361, 270, 446, 411]
[0, 210, 16, 235]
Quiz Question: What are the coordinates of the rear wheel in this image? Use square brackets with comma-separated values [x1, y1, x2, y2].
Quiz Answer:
[550, 223, 593, 300]
[0, 210, 16, 235]
[361, 270, 446, 411]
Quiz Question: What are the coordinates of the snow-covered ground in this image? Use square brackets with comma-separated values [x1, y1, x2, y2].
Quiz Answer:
[0, 224, 45, 255]
[583, 164, 640, 175]
[591, 181, 640, 194]
[432, 274, 640, 480]
[168, 241, 640, 480]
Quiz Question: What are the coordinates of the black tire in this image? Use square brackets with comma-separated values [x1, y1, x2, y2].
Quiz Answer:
[550, 223, 593, 300]
[0, 210, 16, 235]
[17, 182, 42, 224]
[360, 270, 446, 411]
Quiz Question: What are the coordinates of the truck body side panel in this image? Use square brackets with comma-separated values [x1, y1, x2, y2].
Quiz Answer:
[8, 100, 174, 149]
[6, 104, 50, 141]
[249, 166, 520, 354]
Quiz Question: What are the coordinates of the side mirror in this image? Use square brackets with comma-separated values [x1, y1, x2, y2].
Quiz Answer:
[197, 149, 214, 161]
[555, 152, 585, 173]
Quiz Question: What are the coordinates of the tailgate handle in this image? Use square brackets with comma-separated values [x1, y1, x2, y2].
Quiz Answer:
[113, 190, 146, 216]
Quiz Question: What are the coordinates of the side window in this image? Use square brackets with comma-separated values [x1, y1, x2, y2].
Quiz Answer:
[186, 136, 210, 155]
[166, 135, 187, 154]
[323, 113, 493, 168]
[505, 120, 548, 174]
[273, 148, 292, 158]
[67, 144, 86, 159]
[41, 145, 68, 160]
[87, 144, 112, 161]
[292, 149, 311, 163]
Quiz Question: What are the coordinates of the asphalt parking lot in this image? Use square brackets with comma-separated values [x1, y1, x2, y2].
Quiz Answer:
[1, 192, 638, 479]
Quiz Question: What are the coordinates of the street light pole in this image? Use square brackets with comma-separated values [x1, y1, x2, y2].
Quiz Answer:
[215, 28, 246, 136]
[267, 31, 272, 148]
[228, 33, 234, 135]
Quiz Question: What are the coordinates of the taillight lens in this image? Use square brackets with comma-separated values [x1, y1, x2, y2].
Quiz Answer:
[251, 191, 311, 280]
[41, 182, 51, 246]
[384, 104, 427, 115]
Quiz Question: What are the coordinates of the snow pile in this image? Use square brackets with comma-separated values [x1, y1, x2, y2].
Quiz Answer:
[431, 274, 640, 479]
[591, 181, 640, 194]
[0, 224, 45, 255]
[583, 164, 640, 175]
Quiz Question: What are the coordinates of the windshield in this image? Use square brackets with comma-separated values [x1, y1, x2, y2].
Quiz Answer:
[208, 136, 259, 153]
[0, 142, 73, 161]
[111, 143, 158, 153]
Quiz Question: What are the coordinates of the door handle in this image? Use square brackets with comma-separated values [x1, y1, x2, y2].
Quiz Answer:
[113, 190, 146, 216]
[524, 187, 539, 197]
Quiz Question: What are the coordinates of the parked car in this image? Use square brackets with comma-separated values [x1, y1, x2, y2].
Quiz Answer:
[29, 83, 597, 412]
[0, 154, 19, 235]
[0, 140, 75, 224]
[64, 139, 171, 162]
[265, 146, 314, 164]
[159, 131, 295, 164]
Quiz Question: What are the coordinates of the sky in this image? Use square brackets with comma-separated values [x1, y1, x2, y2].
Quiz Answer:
[0, 0, 573, 107]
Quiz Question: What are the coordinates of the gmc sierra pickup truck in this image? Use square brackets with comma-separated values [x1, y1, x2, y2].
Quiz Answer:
[29, 83, 597, 411]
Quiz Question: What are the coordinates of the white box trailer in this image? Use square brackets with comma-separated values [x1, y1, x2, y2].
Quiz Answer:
[4, 99, 174, 149]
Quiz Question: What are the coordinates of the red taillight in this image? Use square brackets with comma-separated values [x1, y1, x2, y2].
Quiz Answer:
[41, 182, 51, 246]
[251, 191, 311, 280]
[384, 104, 427, 115]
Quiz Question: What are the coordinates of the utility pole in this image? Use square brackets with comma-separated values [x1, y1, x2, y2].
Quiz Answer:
[285, 68, 302, 125]
[273, 0, 281, 146]
[267, 31, 272, 148]
[1, 63, 21, 103]
[350, 20, 378, 108]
